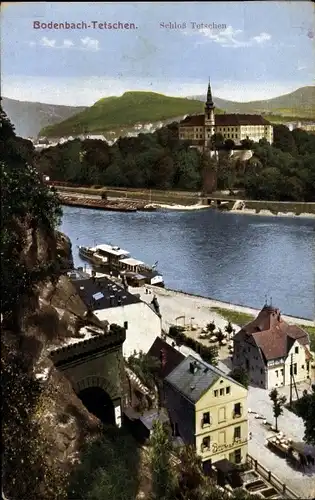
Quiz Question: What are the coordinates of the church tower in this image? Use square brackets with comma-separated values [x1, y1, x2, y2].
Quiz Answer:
[204, 79, 215, 149]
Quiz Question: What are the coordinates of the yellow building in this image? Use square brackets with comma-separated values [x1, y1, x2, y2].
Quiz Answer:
[164, 355, 248, 466]
[179, 81, 273, 151]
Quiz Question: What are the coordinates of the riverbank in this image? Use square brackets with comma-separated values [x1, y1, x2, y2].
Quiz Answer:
[142, 285, 314, 326]
[53, 185, 315, 216]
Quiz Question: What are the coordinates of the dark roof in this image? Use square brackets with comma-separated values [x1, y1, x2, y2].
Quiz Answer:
[180, 113, 271, 127]
[71, 276, 141, 311]
[139, 408, 170, 430]
[165, 355, 246, 403]
[234, 305, 310, 361]
[147, 337, 185, 379]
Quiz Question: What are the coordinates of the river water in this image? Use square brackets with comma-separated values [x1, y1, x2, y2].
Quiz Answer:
[60, 206, 315, 320]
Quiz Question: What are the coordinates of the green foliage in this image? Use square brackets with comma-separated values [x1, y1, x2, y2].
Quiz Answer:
[2, 338, 68, 499]
[210, 308, 254, 327]
[168, 326, 218, 365]
[150, 420, 177, 500]
[229, 367, 249, 389]
[269, 388, 287, 431]
[244, 125, 315, 201]
[67, 426, 140, 500]
[1, 105, 62, 326]
[37, 115, 315, 200]
[294, 384, 315, 445]
[127, 350, 161, 391]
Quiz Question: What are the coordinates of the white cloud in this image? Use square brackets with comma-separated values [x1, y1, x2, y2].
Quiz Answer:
[80, 37, 100, 52]
[31, 37, 99, 51]
[184, 25, 272, 49]
[252, 32, 271, 44]
[297, 65, 307, 71]
[40, 37, 56, 48]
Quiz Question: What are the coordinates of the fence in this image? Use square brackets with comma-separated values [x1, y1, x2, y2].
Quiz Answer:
[246, 454, 300, 499]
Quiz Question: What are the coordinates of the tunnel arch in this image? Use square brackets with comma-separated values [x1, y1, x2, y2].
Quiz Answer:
[74, 376, 118, 425]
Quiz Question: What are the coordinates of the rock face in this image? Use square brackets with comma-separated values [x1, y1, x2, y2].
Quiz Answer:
[2, 218, 105, 497]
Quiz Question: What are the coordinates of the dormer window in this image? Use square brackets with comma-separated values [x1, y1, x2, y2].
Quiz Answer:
[295, 346, 299, 354]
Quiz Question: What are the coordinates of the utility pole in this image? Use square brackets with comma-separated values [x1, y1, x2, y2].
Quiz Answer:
[290, 353, 293, 407]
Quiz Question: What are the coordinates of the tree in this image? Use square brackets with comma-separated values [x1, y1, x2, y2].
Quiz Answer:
[269, 388, 287, 431]
[206, 321, 216, 334]
[229, 367, 249, 389]
[225, 321, 235, 338]
[150, 420, 177, 500]
[67, 427, 140, 500]
[294, 384, 315, 445]
[127, 350, 160, 393]
[216, 328, 225, 344]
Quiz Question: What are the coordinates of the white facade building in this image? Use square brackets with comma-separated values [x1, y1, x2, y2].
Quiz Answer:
[70, 270, 162, 358]
[233, 305, 313, 389]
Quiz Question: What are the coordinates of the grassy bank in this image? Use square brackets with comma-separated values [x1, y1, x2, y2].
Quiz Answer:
[210, 307, 255, 326]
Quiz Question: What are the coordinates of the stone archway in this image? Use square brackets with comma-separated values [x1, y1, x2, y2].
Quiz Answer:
[74, 376, 120, 426]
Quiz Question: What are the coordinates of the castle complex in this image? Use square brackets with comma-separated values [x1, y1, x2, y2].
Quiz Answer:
[179, 80, 274, 152]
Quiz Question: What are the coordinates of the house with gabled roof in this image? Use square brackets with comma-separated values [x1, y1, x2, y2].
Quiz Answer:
[163, 355, 248, 466]
[232, 304, 313, 389]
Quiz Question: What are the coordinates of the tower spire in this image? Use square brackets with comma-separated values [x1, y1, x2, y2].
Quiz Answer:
[206, 78, 214, 108]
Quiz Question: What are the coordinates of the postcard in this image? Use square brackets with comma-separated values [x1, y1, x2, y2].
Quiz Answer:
[1, 3, 315, 499]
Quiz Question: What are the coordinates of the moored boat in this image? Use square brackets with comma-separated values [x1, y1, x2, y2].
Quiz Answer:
[77, 243, 164, 287]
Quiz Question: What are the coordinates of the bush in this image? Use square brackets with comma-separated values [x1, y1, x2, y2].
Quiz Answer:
[168, 326, 218, 366]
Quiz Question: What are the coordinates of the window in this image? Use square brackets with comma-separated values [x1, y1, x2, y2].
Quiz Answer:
[202, 436, 210, 450]
[276, 370, 278, 377]
[234, 426, 241, 440]
[247, 347, 250, 352]
[226, 386, 231, 395]
[234, 449, 242, 464]
[295, 346, 299, 354]
[203, 412, 210, 425]
[219, 431, 226, 444]
[302, 365, 305, 369]
[124, 321, 128, 330]
[260, 368, 263, 374]
[294, 363, 297, 375]
[280, 369, 284, 376]
[234, 403, 242, 417]
[220, 388, 224, 396]
[214, 390, 218, 397]
[218, 407, 226, 423]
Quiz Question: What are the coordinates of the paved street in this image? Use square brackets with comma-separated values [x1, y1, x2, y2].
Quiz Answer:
[247, 386, 315, 499]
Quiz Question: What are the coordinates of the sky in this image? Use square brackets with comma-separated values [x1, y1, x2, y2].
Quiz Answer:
[1, 1, 314, 106]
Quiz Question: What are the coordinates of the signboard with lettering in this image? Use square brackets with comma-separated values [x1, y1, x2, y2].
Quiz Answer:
[212, 437, 247, 454]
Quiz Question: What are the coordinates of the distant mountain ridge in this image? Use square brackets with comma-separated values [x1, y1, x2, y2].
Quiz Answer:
[3, 86, 314, 139]
[187, 86, 315, 118]
[2, 97, 86, 138]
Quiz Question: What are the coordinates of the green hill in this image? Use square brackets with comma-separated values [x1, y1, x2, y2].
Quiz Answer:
[40, 91, 222, 137]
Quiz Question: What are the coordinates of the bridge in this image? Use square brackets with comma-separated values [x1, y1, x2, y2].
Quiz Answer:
[50, 324, 126, 426]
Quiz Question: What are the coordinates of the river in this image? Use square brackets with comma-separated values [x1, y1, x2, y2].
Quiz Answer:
[60, 206, 315, 320]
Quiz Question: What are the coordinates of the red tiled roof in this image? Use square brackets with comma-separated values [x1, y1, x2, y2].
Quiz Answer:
[234, 306, 309, 361]
[180, 113, 271, 127]
[146, 337, 185, 379]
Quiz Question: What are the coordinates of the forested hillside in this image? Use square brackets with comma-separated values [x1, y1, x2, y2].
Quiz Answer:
[35, 123, 315, 201]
